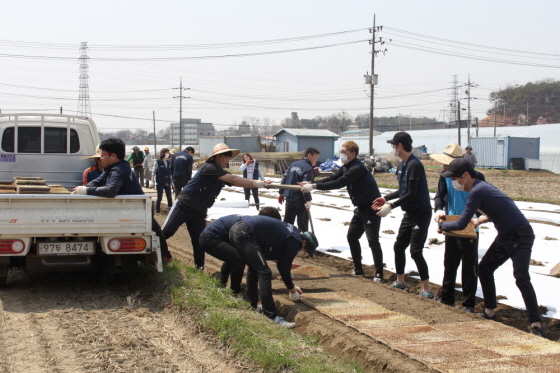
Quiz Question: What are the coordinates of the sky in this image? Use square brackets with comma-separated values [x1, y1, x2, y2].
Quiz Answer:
[1, 1, 559, 134]
[208, 183, 560, 320]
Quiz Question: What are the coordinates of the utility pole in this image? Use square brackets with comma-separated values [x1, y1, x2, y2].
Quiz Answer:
[464, 75, 478, 144]
[494, 101, 497, 137]
[475, 117, 479, 138]
[457, 101, 461, 145]
[153, 111, 157, 155]
[526, 100, 529, 125]
[173, 77, 190, 150]
[366, 14, 386, 156]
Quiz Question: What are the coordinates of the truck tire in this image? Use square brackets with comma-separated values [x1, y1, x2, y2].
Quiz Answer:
[0, 264, 8, 287]
[0, 275, 7, 287]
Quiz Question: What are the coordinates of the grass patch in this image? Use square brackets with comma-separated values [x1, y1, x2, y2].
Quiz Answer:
[164, 262, 364, 373]
[510, 195, 560, 204]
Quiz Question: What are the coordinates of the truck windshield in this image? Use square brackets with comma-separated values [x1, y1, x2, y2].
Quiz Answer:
[1, 127, 80, 153]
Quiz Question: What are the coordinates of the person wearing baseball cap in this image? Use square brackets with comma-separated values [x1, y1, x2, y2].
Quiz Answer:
[438, 158, 544, 337]
[431, 144, 485, 312]
[161, 143, 271, 270]
[372, 132, 434, 298]
[172, 146, 195, 197]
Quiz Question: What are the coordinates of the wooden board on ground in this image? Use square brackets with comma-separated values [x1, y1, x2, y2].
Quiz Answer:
[283, 265, 330, 280]
[439, 215, 477, 239]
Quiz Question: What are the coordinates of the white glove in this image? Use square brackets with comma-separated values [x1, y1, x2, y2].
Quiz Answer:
[72, 186, 87, 195]
[376, 203, 392, 217]
[253, 180, 265, 188]
[304, 201, 312, 210]
[434, 210, 445, 223]
[301, 183, 315, 193]
[289, 285, 302, 301]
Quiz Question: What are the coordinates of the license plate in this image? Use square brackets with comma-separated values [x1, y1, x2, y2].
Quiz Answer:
[37, 242, 95, 256]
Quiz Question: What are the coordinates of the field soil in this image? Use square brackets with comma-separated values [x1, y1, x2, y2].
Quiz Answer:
[1, 170, 559, 373]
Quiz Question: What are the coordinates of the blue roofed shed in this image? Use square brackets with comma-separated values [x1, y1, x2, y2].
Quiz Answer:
[273, 128, 340, 162]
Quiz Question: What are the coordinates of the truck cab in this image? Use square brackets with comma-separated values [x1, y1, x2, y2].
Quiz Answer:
[0, 114, 100, 188]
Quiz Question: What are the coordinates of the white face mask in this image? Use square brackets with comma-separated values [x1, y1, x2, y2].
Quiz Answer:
[164, 153, 170, 159]
[393, 149, 399, 157]
[340, 154, 348, 164]
[452, 179, 464, 191]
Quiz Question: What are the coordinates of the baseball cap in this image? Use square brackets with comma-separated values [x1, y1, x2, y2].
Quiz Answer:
[302, 231, 319, 258]
[441, 158, 474, 178]
[386, 131, 413, 146]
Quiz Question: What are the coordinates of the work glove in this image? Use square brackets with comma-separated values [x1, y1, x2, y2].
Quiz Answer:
[72, 186, 87, 195]
[278, 195, 285, 204]
[304, 201, 312, 210]
[246, 160, 254, 164]
[434, 210, 445, 223]
[371, 197, 386, 210]
[301, 183, 315, 193]
[376, 203, 392, 217]
[289, 285, 302, 301]
[253, 180, 266, 188]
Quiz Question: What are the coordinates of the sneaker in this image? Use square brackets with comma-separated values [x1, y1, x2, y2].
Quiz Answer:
[273, 316, 295, 329]
[351, 269, 365, 276]
[373, 274, 385, 283]
[478, 312, 497, 321]
[391, 281, 407, 291]
[162, 255, 173, 264]
[254, 305, 263, 313]
[461, 306, 475, 313]
[531, 325, 545, 338]
[419, 290, 435, 299]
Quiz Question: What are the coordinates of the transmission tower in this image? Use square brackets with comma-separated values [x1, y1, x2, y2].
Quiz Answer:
[77, 42, 92, 118]
[448, 75, 458, 127]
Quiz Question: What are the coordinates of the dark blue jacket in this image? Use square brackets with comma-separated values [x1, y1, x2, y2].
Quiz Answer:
[86, 160, 143, 197]
[154, 159, 172, 186]
[172, 150, 193, 179]
[316, 158, 380, 208]
[280, 159, 315, 202]
[396, 154, 430, 212]
[203, 214, 244, 240]
[179, 163, 224, 212]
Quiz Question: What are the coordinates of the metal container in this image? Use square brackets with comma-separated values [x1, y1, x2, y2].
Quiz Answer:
[470, 136, 540, 169]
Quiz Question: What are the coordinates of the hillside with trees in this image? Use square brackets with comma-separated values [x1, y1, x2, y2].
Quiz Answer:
[484, 78, 560, 126]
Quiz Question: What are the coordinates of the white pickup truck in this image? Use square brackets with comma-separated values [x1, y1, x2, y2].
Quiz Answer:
[0, 114, 162, 285]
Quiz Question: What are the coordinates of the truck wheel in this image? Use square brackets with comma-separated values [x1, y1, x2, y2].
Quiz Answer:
[0, 275, 7, 287]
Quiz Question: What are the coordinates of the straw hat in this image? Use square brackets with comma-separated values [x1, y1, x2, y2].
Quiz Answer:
[430, 143, 463, 165]
[87, 145, 102, 159]
[206, 143, 240, 162]
[144, 146, 150, 151]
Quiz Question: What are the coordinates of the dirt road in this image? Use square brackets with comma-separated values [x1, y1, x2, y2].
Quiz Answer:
[0, 268, 253, 372]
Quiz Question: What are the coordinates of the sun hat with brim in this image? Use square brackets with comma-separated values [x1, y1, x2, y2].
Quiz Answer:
[430, 143, 463, 165]
[87, 145, 102, 159]
[206, 143, 240, 162]
[302, 231, 319, 258]
[132, 146, 140, 150]
[441, 158, 474, 178]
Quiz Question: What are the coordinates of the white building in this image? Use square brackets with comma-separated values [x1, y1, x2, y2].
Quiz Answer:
[170, 118, 215, 145]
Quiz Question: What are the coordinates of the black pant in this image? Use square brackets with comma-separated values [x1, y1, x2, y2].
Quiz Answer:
[134, 166, 144, 187]
[243, 187, 260, 210]
[152, 218, 170, 258]
[229, 220, 277, 319]
[155, 184, 173, 213]
[347, 207, 383, 276]
[173, 177, 190, 198]
[479, 225, 541, 323]
[441, 235, 479, 308]
[394, 206, 432, 280]
[283, 199, 309, 232]
[199, 233, 246, 295]
[162, 202, 207, 269]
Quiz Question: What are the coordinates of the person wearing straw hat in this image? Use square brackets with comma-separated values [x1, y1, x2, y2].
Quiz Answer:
[161, 143, 271, 269]
[82, 145, 104, 185]
[142, 146, 153, 188]
[126, 146, 145, 187]
[431, 143, 485, 313]
[439, 158, 544, 337]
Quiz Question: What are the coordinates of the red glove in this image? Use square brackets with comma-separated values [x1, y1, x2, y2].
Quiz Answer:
[246, 160, 254, 164]
[278, 195, 285, 204]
